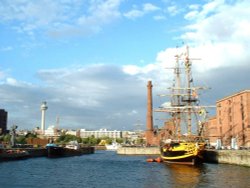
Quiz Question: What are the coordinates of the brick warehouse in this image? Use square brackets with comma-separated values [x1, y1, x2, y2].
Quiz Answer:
[206, 90, 250, 148]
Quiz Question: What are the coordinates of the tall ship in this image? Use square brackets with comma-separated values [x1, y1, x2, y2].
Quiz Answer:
[156, 46, 212, 165]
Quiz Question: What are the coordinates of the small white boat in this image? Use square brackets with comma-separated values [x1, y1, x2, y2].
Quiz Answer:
[65, 141, 80, 150]
[106, 142, 121, 150]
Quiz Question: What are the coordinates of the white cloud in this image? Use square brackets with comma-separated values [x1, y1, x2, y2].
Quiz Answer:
[184, 10, 199, 20]
[153, 15, 166, 21]
[77, 0, 121, 25]
[179, 0, 250, 72]
[188, 4, 200, 10]
[128, 110, 138, 116]
[122, 65, 141, 75]
[0, 64, 153, 130]
[2, 0, 250, 131]
[123, 9, 144, 19]
[122, 63, 161, 76]
[6, 78, 18, 86]
[0, 0, 123, 38]
[167, 5, 179, 16]
[143, 3, 160, 12]
[0, 70, 7, 80]
[0, 46, 13, 51]
[124, 3, 160, 19]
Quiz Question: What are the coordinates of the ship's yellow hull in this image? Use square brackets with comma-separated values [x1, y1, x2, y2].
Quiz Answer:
[160, 142, 205, 165]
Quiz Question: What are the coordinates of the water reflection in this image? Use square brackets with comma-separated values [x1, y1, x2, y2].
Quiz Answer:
[166, 164, 205, 187]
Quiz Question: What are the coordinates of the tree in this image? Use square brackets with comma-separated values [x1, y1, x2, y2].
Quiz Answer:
[3, 134, 11, 142]
[16, 135, 27, 144]
[56, 134, 82, 144]
[116, 138, 124, 144]
[25, 133, 37, 138]
[81, 136, 100, 145]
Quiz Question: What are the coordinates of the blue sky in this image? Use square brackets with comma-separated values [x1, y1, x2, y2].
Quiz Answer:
[0, 0, 250, 131]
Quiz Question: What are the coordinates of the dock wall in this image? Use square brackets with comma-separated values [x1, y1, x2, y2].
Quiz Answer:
[80, 146, 95, 154]
[117, 147, 160, 155]
[117, 147, 250, 167]
[24, 148, 47, 157]
[15, 146, 94, 157]
[204, 150, 250, 167]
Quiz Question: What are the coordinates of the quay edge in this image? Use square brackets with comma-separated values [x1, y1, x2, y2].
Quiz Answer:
[204, 149, 250, 167]
[9, 146, 95, 158]
[117, 146, 160, 155]
[117, 147, 250, 167]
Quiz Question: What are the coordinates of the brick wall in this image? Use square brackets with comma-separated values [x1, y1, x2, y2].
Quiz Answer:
[207, 90, 250, 147]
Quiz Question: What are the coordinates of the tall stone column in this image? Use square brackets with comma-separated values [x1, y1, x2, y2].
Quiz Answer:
[41, 101, 48, 135]
[146, 81, 153, 145]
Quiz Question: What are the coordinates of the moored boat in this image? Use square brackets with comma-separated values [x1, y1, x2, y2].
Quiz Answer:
[106, 141, 121, 150]
[46, 143, 64, 158]
[46, 141, 86, 158]
[156, 46, 213, 165]
[63, 141, 82, 156]
[160, 140, 206, 165]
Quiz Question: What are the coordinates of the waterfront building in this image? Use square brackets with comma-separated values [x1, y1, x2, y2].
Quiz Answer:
[44, 125, 58, 137]
[0, 109, 7, 135]
[80, 128, 122, 139]
[66, 129, 80, 137]
[206, 90, 250, 148]
[205, 116, 217, 145]
[122, 131, 144, 144]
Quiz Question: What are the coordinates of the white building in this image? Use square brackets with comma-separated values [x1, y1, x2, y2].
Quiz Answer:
[66, 130, 79, 137]
[44, 125, 57, 136]
[80, 128, 122, 139]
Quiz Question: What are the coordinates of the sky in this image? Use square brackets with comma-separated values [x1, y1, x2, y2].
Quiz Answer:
[0, 0, 249, 131]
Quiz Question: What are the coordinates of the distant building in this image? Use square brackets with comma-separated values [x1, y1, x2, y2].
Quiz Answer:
[206, 90, 250, 147]
[145, 120, 176, 146]
[44, 125, 58, 137]
[80, 129, 122, 139]
[66, 130, 80, 137]
[0, 109, 8, 135]
[122, 131, 144, 143]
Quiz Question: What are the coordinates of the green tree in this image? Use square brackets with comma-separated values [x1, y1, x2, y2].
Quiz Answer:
[25, 133, 37, 138]
[81, 135, 100, 145]
[136, 138, 144, 145]
[116, 138, 124, 144]
[16, 135, 27, 144]
[3, 134, 11, 142]
[56, 134, 82, 144]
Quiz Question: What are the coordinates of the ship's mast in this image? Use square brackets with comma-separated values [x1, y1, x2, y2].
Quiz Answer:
[174, 54, 181, 139]
[155, 45, 215, 141]
[185, 46, 192, 136]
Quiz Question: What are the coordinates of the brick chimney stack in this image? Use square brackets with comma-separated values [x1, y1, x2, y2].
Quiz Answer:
[147, 81, 153, 131]
[146, 80, 153, 145]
